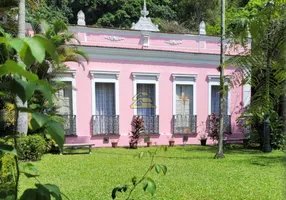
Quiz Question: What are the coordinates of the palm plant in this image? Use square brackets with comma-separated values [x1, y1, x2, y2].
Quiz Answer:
[27, 20, 88, 81]
[226, 1, 285, 149]
[26, 20, 89, 134]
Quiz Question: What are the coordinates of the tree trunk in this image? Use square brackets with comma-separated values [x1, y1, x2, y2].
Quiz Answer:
[16, 0, 28, 136]
[214, 0, 225, 159]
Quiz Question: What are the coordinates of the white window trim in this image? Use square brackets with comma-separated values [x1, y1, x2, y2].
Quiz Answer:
[132, 72, 160, 115]
[90, 70, 120, 116]
[208, 75, 231, 115]
[172, 74, 197, 115]
[53, 70, 77, 115]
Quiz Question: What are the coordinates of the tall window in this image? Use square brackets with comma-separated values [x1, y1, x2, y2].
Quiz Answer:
[211, 85, 228, 116]
[176, 85, 193, 116]
[136, 84, 156, 116]
[90, 70, 120, 135]
[95, 83, 115, 115]
[132, 72, 159, 134]
[56, 81, 73, 115]
[55, 78, 77, 136]
[172, 74, 197, 134]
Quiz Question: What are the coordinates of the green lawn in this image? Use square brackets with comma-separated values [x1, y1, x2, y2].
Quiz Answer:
[19, 146, 285, 200]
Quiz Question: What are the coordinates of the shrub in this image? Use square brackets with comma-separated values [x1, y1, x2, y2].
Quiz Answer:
[208, 113, 219, 141]
[16, 135, 47, 161]
[0, 154, 16, 185]
[0, 154, 16, 198]
[129, 116, 144, 149]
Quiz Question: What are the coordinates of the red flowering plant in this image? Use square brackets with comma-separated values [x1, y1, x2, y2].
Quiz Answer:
[129, 116, 144, 149]
[209, 113, 220, 141]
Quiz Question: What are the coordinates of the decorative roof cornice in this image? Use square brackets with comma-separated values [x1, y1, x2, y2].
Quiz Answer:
[131, 0, 159, 32]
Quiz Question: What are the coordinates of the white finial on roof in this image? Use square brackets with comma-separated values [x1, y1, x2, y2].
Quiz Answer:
[199, 21, 206, 35]
[77, 10, 86, 26]
[131, 0, 159, 32]
[141, 0, 149, 18]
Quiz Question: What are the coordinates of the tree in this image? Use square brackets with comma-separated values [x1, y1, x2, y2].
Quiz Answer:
[214, 0, 226, 159]
[177, 0, 220, 32]
[0, 32, 65, 200]
[227, 0, 286, 150]
[26, 0, 69, 25]
[16, 0, 29, 135]
[27, 20, 88, 133]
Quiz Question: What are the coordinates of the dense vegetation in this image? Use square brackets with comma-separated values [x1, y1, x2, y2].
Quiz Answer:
[1, 0, 269, 35]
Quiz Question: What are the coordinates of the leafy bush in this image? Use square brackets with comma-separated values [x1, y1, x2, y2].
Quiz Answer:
[16, 135, 47, 161]
[239, 110, 285, 150]
[0, 154, 16, 199]
[0, 154, 16, 185]
[268, 111, 285, 150]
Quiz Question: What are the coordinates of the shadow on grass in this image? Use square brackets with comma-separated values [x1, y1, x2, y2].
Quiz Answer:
[177, 144, 264, 155]
[249, 155, 286, 166]
[91, 145, 285, 165]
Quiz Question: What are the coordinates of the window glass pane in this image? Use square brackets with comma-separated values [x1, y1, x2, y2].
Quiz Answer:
[136, 84, 156, 116]
[95, 83, 115, 115]
[56, 81, 73, 115]
[211, 85, 228, 115]
[176, 85, 193, 115]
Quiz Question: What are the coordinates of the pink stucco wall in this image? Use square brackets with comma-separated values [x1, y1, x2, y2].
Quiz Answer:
[61, 27, 248, 147]
[65, 59, 244, 147]
[70, 26, 250, 55]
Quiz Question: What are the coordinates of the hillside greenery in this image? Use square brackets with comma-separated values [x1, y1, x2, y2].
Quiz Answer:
[1, 0, 268, 35]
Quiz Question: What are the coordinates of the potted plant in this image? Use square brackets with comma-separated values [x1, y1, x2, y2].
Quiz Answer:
[129, 116, 144, 149]
[197, 121, 208, 146]
[169, 137, 175, 147]
[111, 139, 119, 148]
[144, 136, 152, 147]
[199, 133, 208, 146]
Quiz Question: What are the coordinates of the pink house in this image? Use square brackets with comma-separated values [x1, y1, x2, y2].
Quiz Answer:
[55, 4, 251, 147]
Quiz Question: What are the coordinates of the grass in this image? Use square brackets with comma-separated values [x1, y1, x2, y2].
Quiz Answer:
[19, 145, 285, 200]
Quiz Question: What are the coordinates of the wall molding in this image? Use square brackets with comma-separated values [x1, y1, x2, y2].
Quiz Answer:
[165, 40, 182, 45]
[90, 70, 120, 80]
[81, 46, 224, 65]
[105, 36, 124, 42]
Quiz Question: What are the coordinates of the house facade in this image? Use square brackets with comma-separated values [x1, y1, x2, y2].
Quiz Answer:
[53, 4, 251, 147]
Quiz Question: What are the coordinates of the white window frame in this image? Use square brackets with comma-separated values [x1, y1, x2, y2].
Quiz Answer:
[172, 74, 197, 115]
[90, 70, 120, 116]
[53, 70, 77, 115]
[132, 72, 160, 115]
[208, 75, 231, 115]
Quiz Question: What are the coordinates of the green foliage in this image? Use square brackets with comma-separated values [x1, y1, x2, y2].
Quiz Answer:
[0, 154, 16, 185]
[177, 0, 220, 32]
[268, 111, 285, 150]
[0, 154, 16, 199]
[26, 0, 69, 25]
[241, 110, 285, 150]
[0, 30, 66, 199]
[26, 20, 88, 136]
[16, 135, 47, 161]
[20, 184, 63, 200]
[112, 146, 167, 199]
[227, 1, 285, 150]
